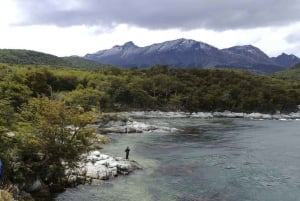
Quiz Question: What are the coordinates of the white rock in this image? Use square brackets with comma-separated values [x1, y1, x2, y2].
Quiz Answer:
[65, 151, 142, 185]
[85, 162, 109, 180]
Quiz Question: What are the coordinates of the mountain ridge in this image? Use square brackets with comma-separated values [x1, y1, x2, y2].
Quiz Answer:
[84, 38, 300, 73]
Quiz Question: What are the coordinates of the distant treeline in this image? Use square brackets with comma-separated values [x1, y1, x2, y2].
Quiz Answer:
[1, 63, 300, 114]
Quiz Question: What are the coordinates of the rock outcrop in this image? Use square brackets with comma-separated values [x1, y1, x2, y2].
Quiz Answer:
[65, 151, 142, 185]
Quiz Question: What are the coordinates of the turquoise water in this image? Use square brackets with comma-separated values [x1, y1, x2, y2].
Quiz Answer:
[56, 118, 300, 201]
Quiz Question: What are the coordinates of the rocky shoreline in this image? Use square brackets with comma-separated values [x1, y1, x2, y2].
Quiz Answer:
[120, 110, 300, 120]
[94, 117, 176, 134]
[91, 110, 300, 135]
[65, 151, 142, 186]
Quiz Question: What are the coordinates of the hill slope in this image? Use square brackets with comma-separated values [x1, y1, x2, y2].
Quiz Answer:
[62, 56, 105, 68]
[272, 63, 300, 80]
[0, 49, 70, 66]
[0, 49, 104, 68]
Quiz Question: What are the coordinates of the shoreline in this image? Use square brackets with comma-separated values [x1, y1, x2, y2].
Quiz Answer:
[5, 110, 300, 200]
[118, 110, 300, 120]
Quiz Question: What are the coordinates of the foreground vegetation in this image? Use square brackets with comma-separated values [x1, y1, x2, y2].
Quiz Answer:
[1, 62, 300, 199]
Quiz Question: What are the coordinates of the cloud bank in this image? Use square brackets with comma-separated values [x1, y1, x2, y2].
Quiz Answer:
[15, 0, 300, 30]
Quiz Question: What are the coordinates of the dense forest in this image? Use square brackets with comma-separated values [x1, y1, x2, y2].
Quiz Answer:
[1, 63, 300, 114]
[1, 62, 300, 200]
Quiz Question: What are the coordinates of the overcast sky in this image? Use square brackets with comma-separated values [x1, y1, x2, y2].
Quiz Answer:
[0, 0, 300, 57]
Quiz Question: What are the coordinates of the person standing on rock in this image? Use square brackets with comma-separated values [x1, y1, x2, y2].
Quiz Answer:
[125, 146, 130, 160]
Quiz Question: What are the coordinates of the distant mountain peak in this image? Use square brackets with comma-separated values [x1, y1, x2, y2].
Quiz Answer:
[225, 45, 262, 52]
[112, 41, 138, 49]
[155, 38, 216, 52]
[272, 52, 300, 67]
[222, 45, 270, 61]
[171, 38, 197, 44]
[123, 41, 138, 48]
[231, 44, 255, 48]
[278, 52, 298, 58]
[279, 52, 288, 56]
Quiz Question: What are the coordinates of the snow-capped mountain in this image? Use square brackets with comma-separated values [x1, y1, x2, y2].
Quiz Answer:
[85, 39, 221, 68]
[84, 39, 299, 73]
[221, 45, 273, 65]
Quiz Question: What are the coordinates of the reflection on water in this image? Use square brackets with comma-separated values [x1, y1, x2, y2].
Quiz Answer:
[56, 118, 300, 201]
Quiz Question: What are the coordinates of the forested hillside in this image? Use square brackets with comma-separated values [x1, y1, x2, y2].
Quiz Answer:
[272, 63, 300, 81]
[1, 63, 299, 114]
[0, 49, 104, 68]
[62, 56, 105, 68]
[0, 49, 70, 66]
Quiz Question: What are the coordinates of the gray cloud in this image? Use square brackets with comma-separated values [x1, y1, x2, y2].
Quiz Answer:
[286, 31, 300, 43]
[15, 0, 300, 30]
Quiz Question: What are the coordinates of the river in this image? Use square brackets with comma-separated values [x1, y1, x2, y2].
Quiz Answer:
[56, 117, 300, 201]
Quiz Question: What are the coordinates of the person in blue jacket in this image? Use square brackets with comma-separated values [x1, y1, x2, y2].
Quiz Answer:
[0, 159, 2, 180]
